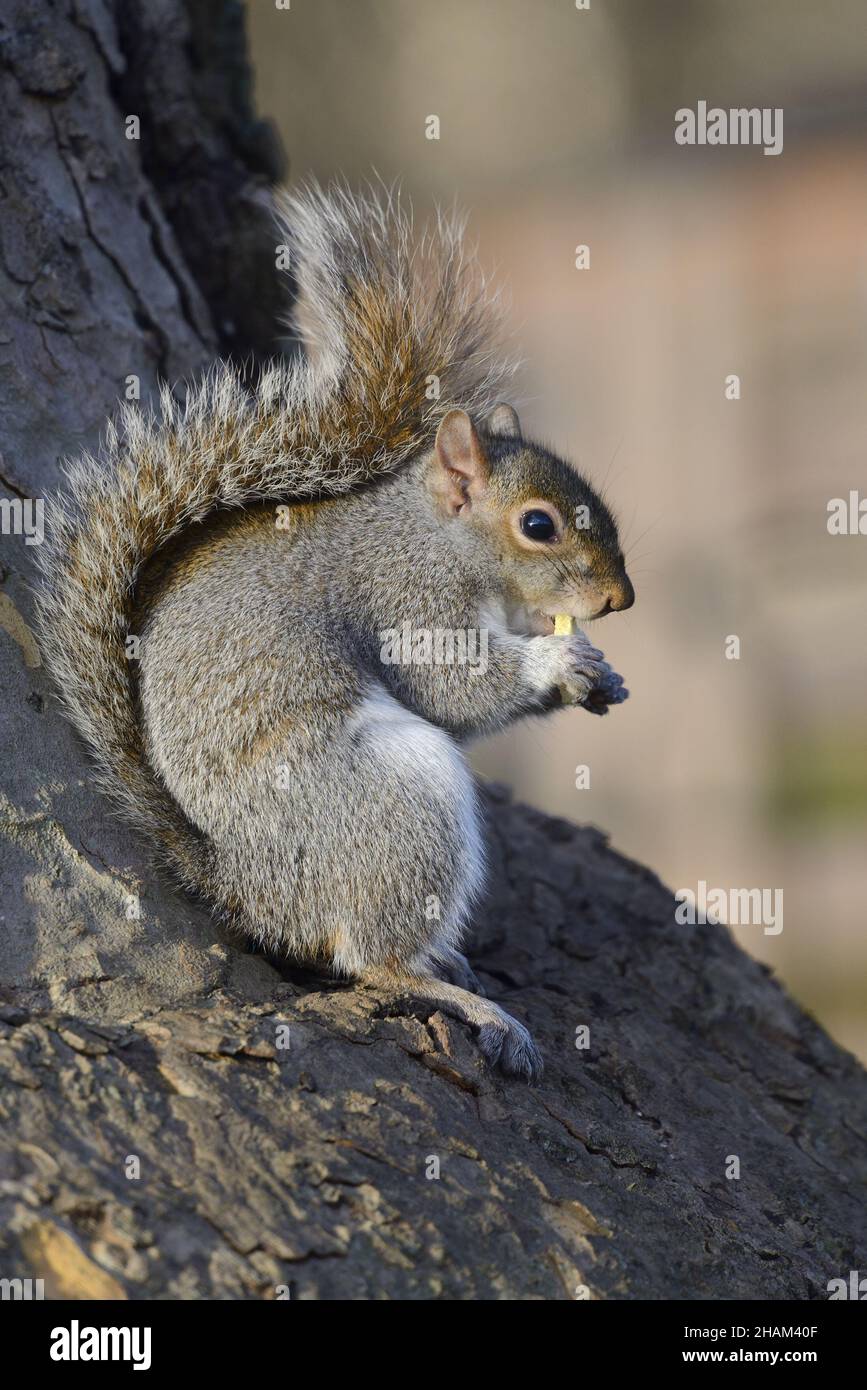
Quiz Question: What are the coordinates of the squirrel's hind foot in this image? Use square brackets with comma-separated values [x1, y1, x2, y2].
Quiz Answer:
[433, 946, 485, 996]
[477, 1013, 544, 1083]
[360, 967, 543, 1083]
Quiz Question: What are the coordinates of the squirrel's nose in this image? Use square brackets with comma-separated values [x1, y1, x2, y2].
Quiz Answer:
[608, 575, 635, 612]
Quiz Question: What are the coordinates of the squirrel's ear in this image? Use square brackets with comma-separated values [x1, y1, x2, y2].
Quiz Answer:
[485, 402, 521, 438]
[432, 409, 490, 514]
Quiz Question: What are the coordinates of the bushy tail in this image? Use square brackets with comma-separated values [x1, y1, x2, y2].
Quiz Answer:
[34, 179, 517, 890]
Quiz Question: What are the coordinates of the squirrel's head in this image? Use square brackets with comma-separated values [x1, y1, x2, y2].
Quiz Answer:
[427, 407, 634, 625]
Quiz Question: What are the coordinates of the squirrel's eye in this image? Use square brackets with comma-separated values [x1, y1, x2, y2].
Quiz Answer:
[520, 509, 557, 542]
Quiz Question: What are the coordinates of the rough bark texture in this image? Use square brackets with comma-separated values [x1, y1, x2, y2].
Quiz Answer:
[1, 0, 865, 1301]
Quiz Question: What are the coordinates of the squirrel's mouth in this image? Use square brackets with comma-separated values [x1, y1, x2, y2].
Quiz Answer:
[525, 606, 597, 635]
[528, 611, 556, 636]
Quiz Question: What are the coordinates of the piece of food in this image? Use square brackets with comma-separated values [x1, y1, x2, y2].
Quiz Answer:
[553, 613, 574, 702]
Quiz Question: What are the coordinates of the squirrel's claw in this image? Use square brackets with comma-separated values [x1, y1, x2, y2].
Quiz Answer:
[434, 948, 485, 996]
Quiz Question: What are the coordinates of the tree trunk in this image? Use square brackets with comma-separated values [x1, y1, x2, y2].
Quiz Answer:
[1, 0, 865, 1301]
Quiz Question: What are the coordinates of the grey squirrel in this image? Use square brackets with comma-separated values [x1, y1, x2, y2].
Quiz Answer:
[35, 182, 634, 1082]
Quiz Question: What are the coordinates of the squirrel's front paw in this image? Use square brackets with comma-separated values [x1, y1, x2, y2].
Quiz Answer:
[554, 633, 613, 707]
[525, 631, 602, 699]
[525, 632, 628, 714]
[580, 663, 629, 716]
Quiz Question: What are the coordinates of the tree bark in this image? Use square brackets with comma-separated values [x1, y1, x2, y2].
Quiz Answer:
[1, 0, 865, 1300]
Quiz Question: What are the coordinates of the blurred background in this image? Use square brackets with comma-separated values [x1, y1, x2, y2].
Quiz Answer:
[246, 0, 867, 1059]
